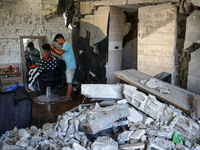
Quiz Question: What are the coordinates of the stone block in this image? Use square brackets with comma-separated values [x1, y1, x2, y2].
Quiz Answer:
[169, 115, 199, 141]
[81, 84, 124, 99]
[82, 107, 130, 134]
[117, 131, 134, 142]
[123, 84, 137, 102]
[143, 95, 165, 120]
[130, 129, 146, 140]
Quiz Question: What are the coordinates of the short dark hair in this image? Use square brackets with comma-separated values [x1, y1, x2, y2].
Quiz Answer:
[54, 34, 64, 41]
[27, 42, 34, 47]
[42, 44, 51, 51]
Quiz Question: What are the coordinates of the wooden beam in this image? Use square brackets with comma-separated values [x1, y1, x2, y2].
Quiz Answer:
[114, 69, 196, 114]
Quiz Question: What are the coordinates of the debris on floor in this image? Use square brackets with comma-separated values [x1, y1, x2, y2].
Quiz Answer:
[1, 84, 200, 150]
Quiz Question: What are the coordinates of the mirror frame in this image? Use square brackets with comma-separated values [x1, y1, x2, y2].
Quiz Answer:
[20, 36, 47, 91]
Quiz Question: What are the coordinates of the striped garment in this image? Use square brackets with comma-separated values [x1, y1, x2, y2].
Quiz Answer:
[28, 55, 58, 88]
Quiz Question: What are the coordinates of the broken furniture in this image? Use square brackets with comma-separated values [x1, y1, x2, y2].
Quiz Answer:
[0, 87, 32, 135]
[35, 60, 66, 104]
[0, 68, 23, 91]
[114, 69, 196, 114]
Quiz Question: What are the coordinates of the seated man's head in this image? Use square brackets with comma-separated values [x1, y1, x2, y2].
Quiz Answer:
[54, 34, 65, 45]
[27, 42, 34, 50]
[42, 44, 51, 56]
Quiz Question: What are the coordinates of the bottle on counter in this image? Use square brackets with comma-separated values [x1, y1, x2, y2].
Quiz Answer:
[17, 64, 19, 71]
[9, 63, 12, 71]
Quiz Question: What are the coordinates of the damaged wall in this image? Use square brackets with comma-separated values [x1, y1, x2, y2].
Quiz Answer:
[138, 3, 177, 81]
[107, 7, 124, 84]
[0, 0, 69, 69]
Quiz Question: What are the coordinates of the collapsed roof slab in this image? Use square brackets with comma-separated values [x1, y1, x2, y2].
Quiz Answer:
[184, 10, 200, 49]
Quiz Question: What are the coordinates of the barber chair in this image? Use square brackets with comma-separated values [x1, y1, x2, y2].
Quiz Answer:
[35, 60, 66, 104]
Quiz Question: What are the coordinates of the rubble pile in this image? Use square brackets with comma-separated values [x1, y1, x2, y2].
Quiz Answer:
[1, 84, 200, 150]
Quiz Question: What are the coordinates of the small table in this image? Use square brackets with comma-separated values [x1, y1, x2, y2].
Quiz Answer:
[0, 68, 23, 89]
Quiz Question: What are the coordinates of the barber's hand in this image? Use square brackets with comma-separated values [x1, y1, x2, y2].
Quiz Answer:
[50, 44, 54, 50]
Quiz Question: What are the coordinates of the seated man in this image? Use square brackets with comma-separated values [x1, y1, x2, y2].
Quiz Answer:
[28, 44, 59, 91]
[25, 42, 41, 64]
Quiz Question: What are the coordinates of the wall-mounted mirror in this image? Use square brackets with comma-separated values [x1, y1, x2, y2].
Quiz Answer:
[20, 36, 47, 91]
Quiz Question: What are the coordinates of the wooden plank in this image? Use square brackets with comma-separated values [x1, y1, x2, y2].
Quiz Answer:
[114, 69, 196, 114]
[1, 76, 23, 84]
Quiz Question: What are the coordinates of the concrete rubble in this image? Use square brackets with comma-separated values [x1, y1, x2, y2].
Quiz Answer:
[1, 84, 200, 149]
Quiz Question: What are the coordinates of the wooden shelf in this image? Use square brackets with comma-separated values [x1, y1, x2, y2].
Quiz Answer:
[0, 68, 23, 85]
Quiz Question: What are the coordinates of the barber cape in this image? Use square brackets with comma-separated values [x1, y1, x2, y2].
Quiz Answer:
[28, 55, 59, 89]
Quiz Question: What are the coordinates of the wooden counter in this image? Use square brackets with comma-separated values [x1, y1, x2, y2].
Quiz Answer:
[0, 68, 23, 85]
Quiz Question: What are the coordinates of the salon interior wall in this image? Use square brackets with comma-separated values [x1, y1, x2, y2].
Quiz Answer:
[0, 0, 70, 89]
[0, 0, 71, 69]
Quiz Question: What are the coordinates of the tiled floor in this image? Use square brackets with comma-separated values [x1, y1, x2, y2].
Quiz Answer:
[29, 87, 94, 128]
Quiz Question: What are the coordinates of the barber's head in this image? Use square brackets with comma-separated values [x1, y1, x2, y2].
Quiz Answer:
[27, 42, 34, 50]
[42, 44, 51, 55]
[54, 34, 65, 45]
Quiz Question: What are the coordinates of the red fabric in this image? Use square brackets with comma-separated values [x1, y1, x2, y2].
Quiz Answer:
[195, 43, 198, 51]
[30, 64, 36, 69]
[194, 6, 198, 10]
[43, 57, 52, 60]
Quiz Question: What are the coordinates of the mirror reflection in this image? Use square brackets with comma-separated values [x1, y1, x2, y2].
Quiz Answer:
[20, 36, 47, 91]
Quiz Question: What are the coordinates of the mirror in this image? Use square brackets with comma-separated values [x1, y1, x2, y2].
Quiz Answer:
[20, 36, 47, 91]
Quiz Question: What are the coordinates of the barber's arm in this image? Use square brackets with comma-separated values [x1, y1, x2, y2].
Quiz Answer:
[50, 44, 65, 55]
[25, 51, 39, 57]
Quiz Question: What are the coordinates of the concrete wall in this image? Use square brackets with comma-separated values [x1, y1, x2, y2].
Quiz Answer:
[0, 0, 70, 90]
[107, 7, 124, 84]
[0, 0, 69, 69]
[138, 3, 177, 78]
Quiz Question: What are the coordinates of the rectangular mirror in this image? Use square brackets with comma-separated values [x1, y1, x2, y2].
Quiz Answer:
[20, 36, 47, 91]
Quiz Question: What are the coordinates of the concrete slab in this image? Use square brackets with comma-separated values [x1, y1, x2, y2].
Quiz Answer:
[81, 84, 124, 99]
[82, 106, 130, 134]
[192, 0, 200, 7]
[184, 10, 200, 49]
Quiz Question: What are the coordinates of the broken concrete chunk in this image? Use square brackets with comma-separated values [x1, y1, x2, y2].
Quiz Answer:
[148, 137, 175, 149]
[176, 143, 189, 150]
[130, 130, 146, 140]
[59, 119, 69, 132]
[82, 106, 130, 134]
[119, 142, 145, 150]
[18, 129, 30, 139]
[73, 143, 86, 150]
[117, 99, 127, 104]
[81, 84, 124, 99]
[147, 129, 173, 139]
[91, 136, 118, 150]
[143, 117, 154, 125]
[185, 140, 192, 148]
[127, 107, 143, 123]
[117, 131, 134, 142]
